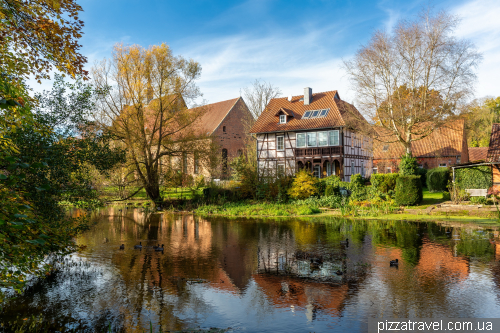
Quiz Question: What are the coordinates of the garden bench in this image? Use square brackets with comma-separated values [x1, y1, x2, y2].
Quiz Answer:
[465, 189, 488, 198]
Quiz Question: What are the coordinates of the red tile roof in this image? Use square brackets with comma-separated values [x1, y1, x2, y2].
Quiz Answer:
[373, 119, 466, 159]
[468, 147, 489, 162]
[190, 97, 240, 134]
[487, 124, 500, 162]
[249, 90, 367, 133]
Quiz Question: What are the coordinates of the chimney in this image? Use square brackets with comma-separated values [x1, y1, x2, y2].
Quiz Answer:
[304, 87, 312, 105]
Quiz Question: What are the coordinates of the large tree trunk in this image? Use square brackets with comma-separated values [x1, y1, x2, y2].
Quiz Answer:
[144, 183, 161, 208]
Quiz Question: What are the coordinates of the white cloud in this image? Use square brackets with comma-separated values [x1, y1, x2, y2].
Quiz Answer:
[453, 0, 500, 98]
[178, 32, 353, 105]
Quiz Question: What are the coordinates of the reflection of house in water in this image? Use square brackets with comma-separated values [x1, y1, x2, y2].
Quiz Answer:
[417, 240, 469, 281]
[253, 274, 349, 320]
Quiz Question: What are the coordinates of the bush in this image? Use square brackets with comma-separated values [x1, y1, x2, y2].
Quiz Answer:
[442, 191, 451, 200]
[370, 173, 399, 193]
[347, 174, 368, 201]
[288, 170, 318, 199]
[426, 167, 449, 192]
[399, 154, 418, 175]
[325, 185, 339, 196]
[395, 175, 423, 206]
[470, 196, 488, 204]
[455, 166, 492, 190]
[416, 167, 427, 188]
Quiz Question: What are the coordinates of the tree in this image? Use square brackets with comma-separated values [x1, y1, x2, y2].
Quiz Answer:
[0, 75, 123, 296]
[240, 79, 281, 168]
[0, 0, 87, 82]
[344, 9, 482, 156]
[243, 79, 282, 121]
[92, 43, 207, 206]
[461, 96, 500, 147]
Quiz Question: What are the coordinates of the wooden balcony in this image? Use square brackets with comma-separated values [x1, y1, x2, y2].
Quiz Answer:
[295, 146, 342, 157]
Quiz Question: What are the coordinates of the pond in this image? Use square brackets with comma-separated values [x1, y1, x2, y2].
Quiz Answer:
[1, 207, 500, 332]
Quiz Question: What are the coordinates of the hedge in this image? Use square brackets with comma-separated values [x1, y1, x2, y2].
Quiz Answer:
[370, 173, 399, 194]
[395, 175, 423, 206]
[426, 167, 449, 192]
[455, 166, 492, 189]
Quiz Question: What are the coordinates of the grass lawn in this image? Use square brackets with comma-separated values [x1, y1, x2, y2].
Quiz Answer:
[196, 201, 321, 217]
[101, 186, 202, 201]
[406, 188, 446, 209]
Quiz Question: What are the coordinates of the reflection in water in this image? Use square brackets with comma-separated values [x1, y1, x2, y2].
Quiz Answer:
[1, 207, 500, 332]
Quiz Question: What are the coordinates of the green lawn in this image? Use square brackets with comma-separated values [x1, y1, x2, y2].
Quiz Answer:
[406, 189, 446, 209]
[101, 186, 202, 201]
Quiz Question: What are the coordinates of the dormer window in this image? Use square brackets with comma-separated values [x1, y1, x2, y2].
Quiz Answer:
[279, 114, 286, 124]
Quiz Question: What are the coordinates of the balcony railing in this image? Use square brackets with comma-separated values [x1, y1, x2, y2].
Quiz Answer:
[295, 146, 342, 157]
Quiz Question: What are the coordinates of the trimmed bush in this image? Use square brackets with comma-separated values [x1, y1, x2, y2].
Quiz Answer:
[370, 173, 399, 193]
[455, 166, 492, 190]
[416, 167, 427, 188]
[399, 154, 418, 175]
[426, 167, 449, 192]
[395, 175, 423, 206]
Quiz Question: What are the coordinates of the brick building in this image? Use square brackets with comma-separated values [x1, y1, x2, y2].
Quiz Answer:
[174, 97, 252, 179]
[373, 119, 469, 173]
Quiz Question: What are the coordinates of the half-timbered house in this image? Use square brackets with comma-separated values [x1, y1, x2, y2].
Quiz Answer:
[250, 88, 373, 181]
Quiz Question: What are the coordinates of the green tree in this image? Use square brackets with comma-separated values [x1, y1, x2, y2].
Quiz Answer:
[0, 75, 124, 297]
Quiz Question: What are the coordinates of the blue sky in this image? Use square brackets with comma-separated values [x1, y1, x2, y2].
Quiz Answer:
[34, 0, 500, 105]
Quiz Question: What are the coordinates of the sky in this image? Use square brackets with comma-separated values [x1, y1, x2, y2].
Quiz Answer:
[31, 0, 500, 106]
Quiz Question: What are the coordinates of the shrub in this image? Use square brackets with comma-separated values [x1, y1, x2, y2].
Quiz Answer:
[399, 154, 418, 175]
[470, 196, 488, 204]
[325, 185, 338, 196]
[288, 170, 318, 199]
[347, 174, 368, 201]
[370, 173, 399, 194]
[416, 167, 427, 188]
[426, 167, 449, 192]
[455, 166, 492, 190]
[442, 191, 451, 200]
[395, 175, 423, 206]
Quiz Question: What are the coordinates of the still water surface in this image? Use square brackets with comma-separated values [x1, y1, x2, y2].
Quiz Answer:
[2, 207, 500, 332]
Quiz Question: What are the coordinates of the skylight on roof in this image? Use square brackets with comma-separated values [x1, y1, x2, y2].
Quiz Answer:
[302, 109, 329, 119]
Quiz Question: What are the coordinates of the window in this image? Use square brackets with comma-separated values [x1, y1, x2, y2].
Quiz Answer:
[372, 167, 378, 174]
[457, 156, 461, 164]
[237, 149, 243, 157]
[279, 114, 286, 124]
[302, 109, 329, 119]
[307, 132, 317, 147]
[351, 160, 355, 175]
[277, 136, 284, 151]
[439, 163, 447, 167]
[277, 164, 285, 175]
[223, 126, 226, 132]
[382, 145, 389, 152]
[313, 165, 320, 178]
[329, 130, 339, 146]
[183, 153, 188, 174]
[318, 132, 328, 146]
[361, 161, 365, 176]
[296, 133, 306, 148]
[386, 167, 392, 173]
[194, 152, 199, 174]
